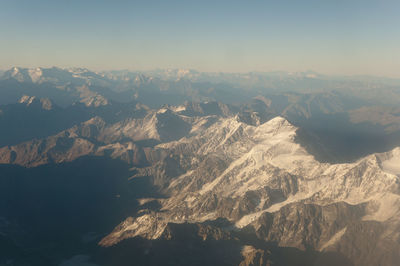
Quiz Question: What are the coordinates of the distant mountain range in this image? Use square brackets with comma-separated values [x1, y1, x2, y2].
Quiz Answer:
[2, 67, 400, 107]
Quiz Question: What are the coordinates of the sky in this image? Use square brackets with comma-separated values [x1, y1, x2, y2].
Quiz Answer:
[1, 0, 400, 77]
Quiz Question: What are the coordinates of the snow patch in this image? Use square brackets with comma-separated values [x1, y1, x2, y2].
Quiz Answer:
[382, 156, 400, 175]
[363, 194, 400, 222]
[319, 227, 347, 251]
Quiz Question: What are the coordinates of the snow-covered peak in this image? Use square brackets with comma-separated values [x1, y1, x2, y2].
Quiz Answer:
[18, 95, 53, 110]
[257, 116, 296, 134]
[170, 105, 186, 113]
[379, 147, 400, 176]
[157, 108, 168, 114]
[67, 67, 91, 74]
[19, 95, 36, 105]
[28, 67, 43, 82]
[12, 67, 20, 75]
[101, 115, 400, 245]
[263, 116, 290, 126]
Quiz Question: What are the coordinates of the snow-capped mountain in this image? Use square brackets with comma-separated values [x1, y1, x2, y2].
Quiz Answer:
[95, 115, 400, 265]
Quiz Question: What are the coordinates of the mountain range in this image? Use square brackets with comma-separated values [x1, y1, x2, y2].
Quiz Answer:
[1, 67, 400, 266]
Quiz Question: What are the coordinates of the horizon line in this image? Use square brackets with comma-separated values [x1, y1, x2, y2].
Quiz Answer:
[2, 65, 400, 80]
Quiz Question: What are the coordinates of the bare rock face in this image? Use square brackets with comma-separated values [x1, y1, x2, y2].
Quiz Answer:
[251, 202, 366, 250]
[0, 134, 95, 167]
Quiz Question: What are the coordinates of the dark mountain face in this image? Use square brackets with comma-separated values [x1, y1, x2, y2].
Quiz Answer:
[1, 68, 400, 266]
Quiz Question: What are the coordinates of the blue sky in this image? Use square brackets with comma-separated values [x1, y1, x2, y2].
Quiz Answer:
[1, 0, 400, 77]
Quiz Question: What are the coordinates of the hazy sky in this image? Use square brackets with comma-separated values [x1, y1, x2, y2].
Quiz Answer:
[1, 0, 400, 77]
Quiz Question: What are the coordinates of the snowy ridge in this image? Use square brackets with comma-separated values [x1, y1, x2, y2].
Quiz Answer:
[100, 116, 400, 246]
